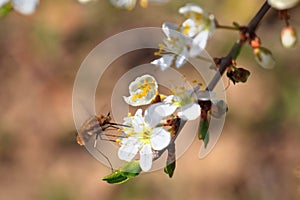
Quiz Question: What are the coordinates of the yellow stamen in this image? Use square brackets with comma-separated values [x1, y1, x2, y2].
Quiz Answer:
[131, 80, 153, 101]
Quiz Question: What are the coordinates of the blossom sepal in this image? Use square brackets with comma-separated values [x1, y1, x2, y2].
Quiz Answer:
[102, 161, 141, 184]
[164, 142, 176, 178]
[198, 117, 209, 148]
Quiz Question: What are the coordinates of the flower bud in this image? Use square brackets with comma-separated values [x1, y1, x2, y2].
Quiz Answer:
[281, 26, 297, 48]
[268, 0, 299, 10]
[253, 47, 275, 69]
[250, 37, 261, 49]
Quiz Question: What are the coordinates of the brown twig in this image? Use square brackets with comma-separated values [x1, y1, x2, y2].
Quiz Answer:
[206, 1, 271, 91]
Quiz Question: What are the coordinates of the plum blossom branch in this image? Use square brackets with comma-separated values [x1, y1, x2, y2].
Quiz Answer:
[206, 1, 271, 91]
[154, 0, 272, 165]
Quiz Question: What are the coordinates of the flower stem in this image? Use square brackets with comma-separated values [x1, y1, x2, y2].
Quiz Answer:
[216, 24, 239, 31]
[206, 1, 271, 91]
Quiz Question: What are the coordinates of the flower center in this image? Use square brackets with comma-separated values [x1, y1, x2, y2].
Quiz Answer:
[131, 80, 153, 101]
[140, 126, 151, 144]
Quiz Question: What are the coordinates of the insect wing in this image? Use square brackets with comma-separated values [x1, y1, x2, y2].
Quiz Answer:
[77, 116, 103, 146]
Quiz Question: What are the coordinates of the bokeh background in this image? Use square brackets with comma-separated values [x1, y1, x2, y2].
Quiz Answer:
[0, 0, 300, 200]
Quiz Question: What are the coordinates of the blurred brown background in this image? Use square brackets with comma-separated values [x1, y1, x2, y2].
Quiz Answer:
[0, 0, 300, 200]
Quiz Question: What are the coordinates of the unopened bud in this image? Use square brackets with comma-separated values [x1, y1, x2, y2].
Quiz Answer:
[253, 47, 275, 69]
[250, 37, 261, 49]
[281, 26, 297, 48]
[268, 0, 299, 10]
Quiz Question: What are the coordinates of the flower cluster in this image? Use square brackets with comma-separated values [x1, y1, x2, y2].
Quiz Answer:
[117, 74, 203, 172]
[151, 4, 215, 71]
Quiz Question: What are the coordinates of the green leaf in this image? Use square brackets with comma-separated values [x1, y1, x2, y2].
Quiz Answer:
[232, 44, 242, 60]
[102, 161, 141, 184]
[198, 118, 209, 148]
[102, 170, 129, 184]
[0, 3, 13, 17]
[232, 22, 240, 28]
[164, 143, 176, 178]
[164, 161, 176, 178]
[120, 161, 141, 178]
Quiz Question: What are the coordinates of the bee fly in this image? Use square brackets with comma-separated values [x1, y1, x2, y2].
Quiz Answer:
[76, 112, 129, 171]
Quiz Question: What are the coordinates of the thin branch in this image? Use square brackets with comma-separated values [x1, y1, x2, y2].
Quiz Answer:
[206, 1, 271, 91]
[154, 1, 272, 163]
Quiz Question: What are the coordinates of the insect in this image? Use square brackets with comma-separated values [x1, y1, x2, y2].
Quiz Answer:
[76, 112, 129, 170]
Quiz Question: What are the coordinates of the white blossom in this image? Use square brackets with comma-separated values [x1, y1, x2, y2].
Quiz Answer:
[179, 4, 215, 49]
[123, 74, 158, 106]
[151, 22, 205, 70]
[148, 88, 201, 121]
[118, 109, 171, 171]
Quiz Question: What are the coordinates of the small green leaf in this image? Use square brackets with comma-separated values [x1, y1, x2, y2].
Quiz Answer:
[232, 44, 242, 60]
[233, 22, 240, 28]
[120, 161, 141, 178]
[102, 161, 142, 184]
[102, 170, 129, 184]
[0, 3, 13, 17]
[198, 118, 209, 148]
[164, 161, 176, 178]
[164, 142, 176, 178]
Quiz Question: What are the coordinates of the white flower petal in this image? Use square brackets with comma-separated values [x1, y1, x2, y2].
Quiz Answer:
[175, 48, 188, 68]
[139, 144, 153, 171]
[118, 137, 140, 162]
[182, 18, 202, 38]
[191, 30, 209, 55]
[0, 0, 10, 7]
[123, 96, 133, 105]
[110, 0, 137, 10]
[150, 127, 171, 150]
[179, 3, 204, 15]
[162, 22, 179, 38]
[12, 0, 39, 15]
[145, 103, 164, 127]
[151, 54, 174, 70]
[178, 103, 201, 120]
